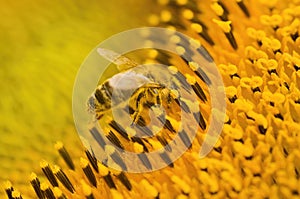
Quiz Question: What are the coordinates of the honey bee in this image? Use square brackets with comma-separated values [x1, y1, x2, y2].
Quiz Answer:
[87, 48, 178, 125]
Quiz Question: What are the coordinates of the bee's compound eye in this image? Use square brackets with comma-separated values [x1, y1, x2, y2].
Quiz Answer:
[87, 96, 96, 112]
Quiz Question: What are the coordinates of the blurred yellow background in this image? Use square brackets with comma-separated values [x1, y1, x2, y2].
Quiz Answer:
[0, 0, 152, 196]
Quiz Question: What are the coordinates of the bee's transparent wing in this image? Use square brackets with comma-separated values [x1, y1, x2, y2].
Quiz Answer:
[97, 48, 138, 72]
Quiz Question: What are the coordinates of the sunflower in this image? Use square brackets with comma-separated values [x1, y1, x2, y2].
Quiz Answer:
[2, 0, 300, 198]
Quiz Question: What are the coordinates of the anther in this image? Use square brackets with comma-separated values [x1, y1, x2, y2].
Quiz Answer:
[55, 142, 75, 170]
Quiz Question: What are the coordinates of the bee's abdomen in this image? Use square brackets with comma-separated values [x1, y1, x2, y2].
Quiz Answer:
[95, 88, 107, 104]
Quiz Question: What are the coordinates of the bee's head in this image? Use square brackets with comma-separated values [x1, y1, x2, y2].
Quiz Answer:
[87, 96, 97, 114]
[87, 87, 110, 120]
[87, 96, 105, 120]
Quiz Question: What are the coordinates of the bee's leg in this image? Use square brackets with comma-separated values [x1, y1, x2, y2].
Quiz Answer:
[130, 111, 140, 127]
[156, 93, 162, 107]
[150, 88, 163, 107]
[134, 92, 144, 109]
[131, 94, 146, 126]
[131, 87, 160, 126]
[162, 88, 178, 108]
[145, 88, 156, 108]
[95, 113, 104, 120]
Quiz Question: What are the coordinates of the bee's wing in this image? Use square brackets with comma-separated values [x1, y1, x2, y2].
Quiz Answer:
[97, 48, 139, 71]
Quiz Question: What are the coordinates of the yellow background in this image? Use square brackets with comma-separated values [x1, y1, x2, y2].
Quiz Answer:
[0, 0, 152, 196]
